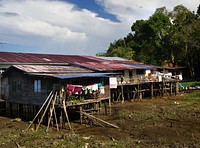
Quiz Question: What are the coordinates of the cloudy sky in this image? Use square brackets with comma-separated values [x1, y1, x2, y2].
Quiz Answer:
[0, 0, 199, 55]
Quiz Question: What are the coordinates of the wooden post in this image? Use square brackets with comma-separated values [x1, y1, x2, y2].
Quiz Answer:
[104, 101, 107, 115]
[63, 101, 72, 130]
[53, 107, 59, 131]
[151, 82, 153, 99]
[137, 84, 140, 99]
[108, 98, 111, 115]
[36, 92, 54, 131]
[162, 78, 164, 97]
[25, 91, 53, 131]
[60, 109, 63, 129]
[170, 82, 173, 95]
[116, 92, 121, 102]
[79, 106, 83, 124]
[121, 85, 124, 104]
[175, 81, 179, 95]
[47, 92, 57, 132]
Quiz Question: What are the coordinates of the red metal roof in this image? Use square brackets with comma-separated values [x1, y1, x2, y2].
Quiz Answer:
[11, 65, 93, 73]
[0, 52, 70, 64]
[6, 65, 114, 79]
[0, 51, 154, 71]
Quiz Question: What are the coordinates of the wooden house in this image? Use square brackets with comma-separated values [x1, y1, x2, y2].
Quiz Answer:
[0, 52, 157, 101]
[2, 65, 111, 121]
[0, 52, 182, 117]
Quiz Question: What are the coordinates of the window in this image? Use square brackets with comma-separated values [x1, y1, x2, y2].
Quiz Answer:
[34, 80, 41, 92]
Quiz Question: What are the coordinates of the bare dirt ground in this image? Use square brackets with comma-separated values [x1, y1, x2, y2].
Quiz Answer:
[0, 91, 200, 148]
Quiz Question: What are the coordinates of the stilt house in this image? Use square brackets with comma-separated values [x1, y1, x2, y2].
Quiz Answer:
[0, 52, 183, 122]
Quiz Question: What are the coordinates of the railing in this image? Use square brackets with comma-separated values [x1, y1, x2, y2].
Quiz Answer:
[117, 74, 182, 85]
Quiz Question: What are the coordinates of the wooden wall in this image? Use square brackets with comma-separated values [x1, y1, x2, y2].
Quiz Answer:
[5, 68, 110, 120]
[6, 68, 58, 105]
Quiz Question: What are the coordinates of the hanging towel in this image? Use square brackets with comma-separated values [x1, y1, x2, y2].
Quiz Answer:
[92, 84, 98, 91]
[66, 84, 75, 92]
[74, 86, 83, 95]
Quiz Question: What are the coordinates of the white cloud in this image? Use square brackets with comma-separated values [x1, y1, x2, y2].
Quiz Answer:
[0, 0, 122, 55]
[0, 0, 199, 55]
[97, 0, 199, 23]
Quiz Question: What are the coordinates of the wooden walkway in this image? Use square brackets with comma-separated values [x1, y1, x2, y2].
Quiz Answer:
[111, 80, 179, 102]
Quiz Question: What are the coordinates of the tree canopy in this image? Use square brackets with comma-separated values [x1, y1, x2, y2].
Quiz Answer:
[97, 4, 200, 78]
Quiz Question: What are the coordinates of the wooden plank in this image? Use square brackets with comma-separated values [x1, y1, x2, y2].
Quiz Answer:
[80, 111, 119, 129]
[46, 92, 57, 132]
[25, 91, 53, 131]
[53, 107, 59, 131]
[63, 100, 72, 130]
[36, 91, 54, 131]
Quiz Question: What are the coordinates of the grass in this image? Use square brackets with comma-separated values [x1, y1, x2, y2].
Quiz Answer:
[1, 91, 200, 148]
[184, 90, 200, 104]
[187, 91, 200, 98]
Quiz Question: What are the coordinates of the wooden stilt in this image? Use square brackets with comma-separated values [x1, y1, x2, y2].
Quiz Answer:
[151, 82, 153, 99]
[36, 92, 54, 131]
[79, 106, 83, 124]
[162, 78, 165, 96]
[53, 107, 59, 131]
[60, 109, 63, 129]
[46, 92, 57, 132]
[104, 101, 107, 115]
[25, 91, 53, 131]
[175, 81, 179, 95]
[170, 82, 173, 95]
[63, 101, 72, 130]
[117, 92, 122, 102]
[137, 84, 140, 99]
[132, 87, 137, 101]
[108, 98, 111, 115]
[121, 85, 124, 104]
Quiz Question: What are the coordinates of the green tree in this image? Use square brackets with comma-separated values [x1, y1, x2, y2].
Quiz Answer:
[170, 5, 199, 77]
[131, 7, 172, 65]
[99, 4, 200, 78]
[100, 38, 135, 60]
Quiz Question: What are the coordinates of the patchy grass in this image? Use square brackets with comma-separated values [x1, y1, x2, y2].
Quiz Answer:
[183, 90, 200, 107]
[1, 92, 200, 147]
[186, 90, 200, 99]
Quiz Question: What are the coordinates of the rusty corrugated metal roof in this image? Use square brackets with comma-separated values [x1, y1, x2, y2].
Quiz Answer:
[0, 52, 70, 64]
[12, 65, 93, 73]
[0, 51, 155, 71]
[7, 65, 115, 79]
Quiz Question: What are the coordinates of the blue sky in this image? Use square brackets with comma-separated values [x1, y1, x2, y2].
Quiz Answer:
[63, 0, 119, 22]
[0, 0, 199, 55]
